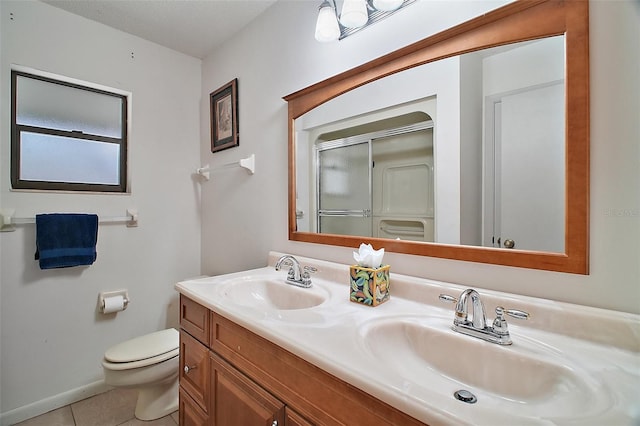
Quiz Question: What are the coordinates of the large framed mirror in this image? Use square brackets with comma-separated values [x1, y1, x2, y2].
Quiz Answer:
[285, 0, 589, 274]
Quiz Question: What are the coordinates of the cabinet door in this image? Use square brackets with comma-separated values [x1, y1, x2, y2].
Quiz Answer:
[285, 407, 314, 426]
[180, 330, 210, 412]
[211, 352, 285, 426]
[179, 388, 209, 426]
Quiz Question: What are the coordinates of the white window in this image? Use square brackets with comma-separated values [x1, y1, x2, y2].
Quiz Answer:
[11, 70, 128, 192]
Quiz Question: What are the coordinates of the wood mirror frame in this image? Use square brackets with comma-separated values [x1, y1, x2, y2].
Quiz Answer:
[284, 0, 589, 274]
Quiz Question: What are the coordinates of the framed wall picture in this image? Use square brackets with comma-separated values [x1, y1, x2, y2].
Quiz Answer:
[210, 79, 238, 153]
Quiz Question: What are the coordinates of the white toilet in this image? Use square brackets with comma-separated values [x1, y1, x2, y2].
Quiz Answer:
[102, 328, 179, 421]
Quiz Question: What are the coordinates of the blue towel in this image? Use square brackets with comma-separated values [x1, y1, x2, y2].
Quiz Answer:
[35, 214, 98, 269]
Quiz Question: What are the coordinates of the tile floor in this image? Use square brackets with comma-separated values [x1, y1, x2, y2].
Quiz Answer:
[14, 388, 178, 426]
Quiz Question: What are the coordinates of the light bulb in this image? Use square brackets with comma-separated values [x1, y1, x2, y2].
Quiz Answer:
[315, 2, 340, 42]
[339, 0, 368, 29]
[373, 0, 404, 12]
[372, 0, 404, 12]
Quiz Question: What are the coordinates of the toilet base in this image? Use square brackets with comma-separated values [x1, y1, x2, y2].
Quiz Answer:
[134, 375, 179, 421]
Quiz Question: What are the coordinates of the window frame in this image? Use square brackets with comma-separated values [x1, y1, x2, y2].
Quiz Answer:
[11, 69, 129, 193]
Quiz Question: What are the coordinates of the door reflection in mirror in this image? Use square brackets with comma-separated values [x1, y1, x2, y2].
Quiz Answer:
[481, 36, 565, 253]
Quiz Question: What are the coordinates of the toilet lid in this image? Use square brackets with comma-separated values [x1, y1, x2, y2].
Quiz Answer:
[105, 328, 178, 363]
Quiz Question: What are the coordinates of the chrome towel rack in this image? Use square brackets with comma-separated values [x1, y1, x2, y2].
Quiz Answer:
[0, 208, 139, 232]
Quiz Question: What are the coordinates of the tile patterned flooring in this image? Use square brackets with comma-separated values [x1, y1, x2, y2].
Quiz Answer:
[14, 388, 178, 426]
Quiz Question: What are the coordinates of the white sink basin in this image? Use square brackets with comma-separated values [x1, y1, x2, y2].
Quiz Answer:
[360, 316, 609, 418]
[220, 277, 328, 310]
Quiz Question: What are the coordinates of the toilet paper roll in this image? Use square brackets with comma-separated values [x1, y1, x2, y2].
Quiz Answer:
[103, 295, 125, 314]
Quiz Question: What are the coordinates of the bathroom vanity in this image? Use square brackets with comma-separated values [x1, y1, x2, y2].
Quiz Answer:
[178, 294, 425, 425]
[176, 252, 640, 426]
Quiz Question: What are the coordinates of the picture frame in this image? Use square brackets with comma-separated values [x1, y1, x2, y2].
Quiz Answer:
[210, 79, 238, 153]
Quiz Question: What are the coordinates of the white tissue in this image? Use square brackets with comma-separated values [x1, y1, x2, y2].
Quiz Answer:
[353, 243, 385, 268]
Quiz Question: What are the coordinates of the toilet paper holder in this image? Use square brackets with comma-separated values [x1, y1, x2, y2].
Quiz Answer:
[99, 290, 130, 314]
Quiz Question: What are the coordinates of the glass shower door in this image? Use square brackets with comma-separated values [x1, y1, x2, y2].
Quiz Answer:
[317, 141, 371, 236]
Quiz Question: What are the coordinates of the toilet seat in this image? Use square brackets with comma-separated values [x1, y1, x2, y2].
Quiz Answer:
[103, 328, 179, 370]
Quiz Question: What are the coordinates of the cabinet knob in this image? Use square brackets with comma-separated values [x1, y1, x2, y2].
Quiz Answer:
[184, 365, 197, 374]
[271, 421, 278, 426]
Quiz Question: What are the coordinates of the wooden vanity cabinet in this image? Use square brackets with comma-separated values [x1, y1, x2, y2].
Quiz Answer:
[179, 294, 427, 426]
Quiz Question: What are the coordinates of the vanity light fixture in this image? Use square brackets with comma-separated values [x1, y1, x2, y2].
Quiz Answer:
[314, 0, 415, 42]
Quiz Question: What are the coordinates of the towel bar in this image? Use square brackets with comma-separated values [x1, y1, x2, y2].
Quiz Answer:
[196, 153, 255, 180]
[0, 208, 139, 232]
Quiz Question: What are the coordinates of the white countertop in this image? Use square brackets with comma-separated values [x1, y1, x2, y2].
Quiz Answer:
[175, 251, 640, 426]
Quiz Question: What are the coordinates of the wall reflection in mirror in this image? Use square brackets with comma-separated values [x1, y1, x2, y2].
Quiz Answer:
[295, 35, 565, 253]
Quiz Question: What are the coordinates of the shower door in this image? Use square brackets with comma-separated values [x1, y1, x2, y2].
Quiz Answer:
[316, 141, 372, 236]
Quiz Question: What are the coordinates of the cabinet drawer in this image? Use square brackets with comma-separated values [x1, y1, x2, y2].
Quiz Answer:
[180, 329, 210, 413]
[180, 295, 210, 345]
[179, 387, 209, 426]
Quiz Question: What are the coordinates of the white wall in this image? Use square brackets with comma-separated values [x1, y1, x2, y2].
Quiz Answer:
[200, 0, 640, 315]
[459, 52, 484, 246]
[0, 1, 201, 420]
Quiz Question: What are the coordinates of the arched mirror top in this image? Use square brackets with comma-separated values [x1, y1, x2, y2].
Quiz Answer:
[285, 0, 589, 274]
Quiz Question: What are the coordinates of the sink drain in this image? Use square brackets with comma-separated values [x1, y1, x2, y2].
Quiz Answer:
[454, 389, 477, 404]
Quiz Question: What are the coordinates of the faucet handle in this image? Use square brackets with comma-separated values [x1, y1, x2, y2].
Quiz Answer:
[492, 306, 529, 335]
[438, 294, 458, 303]
[494, 306, 530, 321]
[503, 308, 530, 321]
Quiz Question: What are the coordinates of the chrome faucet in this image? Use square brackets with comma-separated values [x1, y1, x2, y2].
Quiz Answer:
[275, 255, 312, 288]
[454, 289, 486, 329]
[439, 288, 529, 345]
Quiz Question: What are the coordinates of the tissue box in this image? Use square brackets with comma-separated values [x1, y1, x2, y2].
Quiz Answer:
[349, 265, 390, 306]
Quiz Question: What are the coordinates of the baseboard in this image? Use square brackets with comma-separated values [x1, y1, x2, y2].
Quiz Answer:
[0, 380, 110, 426]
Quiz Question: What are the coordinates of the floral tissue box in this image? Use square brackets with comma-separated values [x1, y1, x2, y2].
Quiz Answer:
[349, 265, 390, 307]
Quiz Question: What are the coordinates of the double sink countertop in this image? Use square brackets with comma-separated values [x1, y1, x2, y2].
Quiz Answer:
[175, 251, 640, 426]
